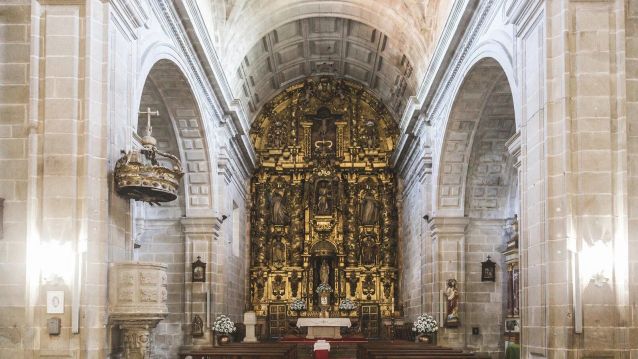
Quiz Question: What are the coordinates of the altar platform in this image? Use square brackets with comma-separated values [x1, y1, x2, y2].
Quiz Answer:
[296, 318, 352, 339]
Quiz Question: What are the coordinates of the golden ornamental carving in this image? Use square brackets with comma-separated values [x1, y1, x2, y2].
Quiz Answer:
[249, 77, 400, 327]
[114, 108, 184, 204]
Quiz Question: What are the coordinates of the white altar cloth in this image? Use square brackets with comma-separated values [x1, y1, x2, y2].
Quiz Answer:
[296, 318, 351, 339]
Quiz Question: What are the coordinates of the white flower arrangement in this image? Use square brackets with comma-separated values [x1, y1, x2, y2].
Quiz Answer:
[338, 298, 358, 311]
[290, 298, 306, 311]
[212, 314, 236, 334]
[316, 283, 333, 293]
[412, 314, 438, 334]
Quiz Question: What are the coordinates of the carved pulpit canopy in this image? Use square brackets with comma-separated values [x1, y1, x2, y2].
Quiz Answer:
[114, 108, 184, 204]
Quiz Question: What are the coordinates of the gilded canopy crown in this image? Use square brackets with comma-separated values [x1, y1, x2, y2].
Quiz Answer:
[114, 108, 184, 205]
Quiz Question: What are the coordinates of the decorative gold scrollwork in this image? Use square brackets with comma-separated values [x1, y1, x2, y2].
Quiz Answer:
[249, 77, 399, 322]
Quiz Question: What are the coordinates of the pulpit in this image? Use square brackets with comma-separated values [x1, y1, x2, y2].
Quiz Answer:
[296, 318, 351, 339]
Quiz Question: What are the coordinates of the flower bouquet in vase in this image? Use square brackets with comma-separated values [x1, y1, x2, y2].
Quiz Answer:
[338, 298, 358, 317]
[290, 298, 306, 316]
[212, 315, 236, 345]
[412, 314, 438, 344]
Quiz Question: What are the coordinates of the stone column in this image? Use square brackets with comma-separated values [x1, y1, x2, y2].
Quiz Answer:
[428, 216, 469, 348]
[182, 217, 222, 346]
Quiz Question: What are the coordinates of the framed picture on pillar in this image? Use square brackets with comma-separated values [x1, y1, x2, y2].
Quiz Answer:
[481, 256, 496, 282]
[192, 256, 206, 282]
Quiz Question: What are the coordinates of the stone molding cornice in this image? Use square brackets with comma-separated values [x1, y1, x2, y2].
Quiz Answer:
[393, 0, 479, 159]
[428, 217, 470, 236]
[151, 0, 257, 174]
[505, 131, 521, 169]
[505, 0, 545, 33]
[181, 217, 223, 237]
[109, 0, 149, 39]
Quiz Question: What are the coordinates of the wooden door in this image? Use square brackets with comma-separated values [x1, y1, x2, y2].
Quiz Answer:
[360, 304, 380, 338]
[268, 304, 288, 338]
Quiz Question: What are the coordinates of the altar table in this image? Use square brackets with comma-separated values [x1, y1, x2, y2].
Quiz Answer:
[296, 318, 351, 339]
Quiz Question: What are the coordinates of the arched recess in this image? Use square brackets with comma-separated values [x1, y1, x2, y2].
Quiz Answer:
[128, 59, 214, 358]
[135, 59, 213, 217]
[434, 57, 519, 354]
[436, 58, 518, 217]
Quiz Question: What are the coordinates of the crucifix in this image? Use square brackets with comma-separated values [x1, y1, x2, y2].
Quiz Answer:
[306, 106, 342, 154]
[139, 107, 160, 142]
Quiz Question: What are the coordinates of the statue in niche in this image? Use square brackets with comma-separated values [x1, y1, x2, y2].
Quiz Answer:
[363, 120, 378, 149]
[445, 278, 460, 327]
[269, 182, 288, 225]
[360, 182, 380, 225]
[272, 237, 286, 267]
[254, 270, 266, 300]
[268, 119, 287, 148]
[320, 259, 330, 284]
[504, 214, 519, 248]
[316, 181, 332, 215]
[348, 273, 358, 297]
[361, 235, 377, 266]
[192, 314, 204, 337]
[290, 271, 302, 297]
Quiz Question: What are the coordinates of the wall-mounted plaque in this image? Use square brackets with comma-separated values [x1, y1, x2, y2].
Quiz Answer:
[192, 256, 206, 282]
[47, 291, 64, 314]
[481, 256, 496, 282]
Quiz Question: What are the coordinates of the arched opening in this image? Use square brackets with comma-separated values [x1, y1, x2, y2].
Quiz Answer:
[124, 59, 211, 358]
[436, 58, 519, 355]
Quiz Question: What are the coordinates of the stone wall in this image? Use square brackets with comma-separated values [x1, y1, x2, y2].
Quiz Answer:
[0, 3, 30, 357]
[626, 1, 638, 356]
[463, 220, 506, 356]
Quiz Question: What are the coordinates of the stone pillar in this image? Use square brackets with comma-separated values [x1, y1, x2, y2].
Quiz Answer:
[108, 262, 168, 359]
[243, 311, 258, 343]
[428, 217, 469, 348]
[182, 217, 222, 346]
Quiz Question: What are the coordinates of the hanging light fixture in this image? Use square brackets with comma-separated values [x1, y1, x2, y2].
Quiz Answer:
[114, 108, 184, 205]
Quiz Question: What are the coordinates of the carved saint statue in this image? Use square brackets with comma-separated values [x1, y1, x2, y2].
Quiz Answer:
[272, 238, 285, 267]
[361, 235, 377, 266]
[320, 259, 330, 284]
[316, 181, 331, 215]
[445, 278, 460, 326]
[360, 183, 379, 225]
[269, 184, 288, 225]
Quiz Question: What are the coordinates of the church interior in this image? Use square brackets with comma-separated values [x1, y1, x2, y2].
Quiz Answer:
[0, 0, 637, 358]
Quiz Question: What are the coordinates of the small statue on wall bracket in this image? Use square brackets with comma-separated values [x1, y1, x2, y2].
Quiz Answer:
[445, 278, 460, 327]
[192, 256, 206, 282]
[192, 314, 204, 337]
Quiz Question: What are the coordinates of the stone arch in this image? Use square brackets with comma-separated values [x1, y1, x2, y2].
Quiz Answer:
[135, 58, 213, 216]
[435, 57, 518, 217]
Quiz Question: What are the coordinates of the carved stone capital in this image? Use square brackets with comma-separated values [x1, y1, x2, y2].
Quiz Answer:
[428, 217, 470, 238]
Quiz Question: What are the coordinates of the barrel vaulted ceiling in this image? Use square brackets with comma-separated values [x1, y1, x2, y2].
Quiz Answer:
[196, 0, 454, 122]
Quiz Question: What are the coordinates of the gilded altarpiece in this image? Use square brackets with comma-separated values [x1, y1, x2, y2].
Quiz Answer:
[249, 77, 399, 329]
